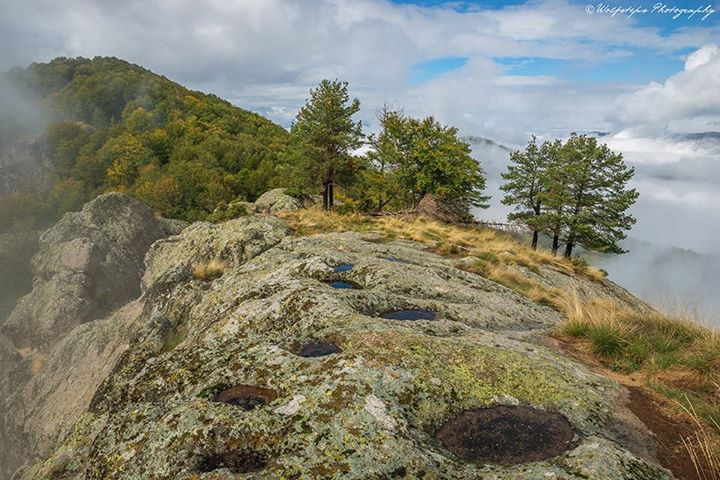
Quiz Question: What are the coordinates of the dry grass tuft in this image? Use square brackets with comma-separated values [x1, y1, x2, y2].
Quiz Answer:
[30, 352, 48, 375]
[557, 291, 720, 379]
[192, 258, 226, 281]
[679, 388, 720, 480]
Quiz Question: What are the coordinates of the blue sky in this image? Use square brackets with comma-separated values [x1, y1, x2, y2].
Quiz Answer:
[398, 0, 718, 85]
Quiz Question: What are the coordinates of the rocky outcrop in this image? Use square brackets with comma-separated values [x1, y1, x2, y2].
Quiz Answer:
[0, 193, 185, 479]
[253, 188, 302, 214]
[19, 211, 669, 479]
[2, 193, 184, 349]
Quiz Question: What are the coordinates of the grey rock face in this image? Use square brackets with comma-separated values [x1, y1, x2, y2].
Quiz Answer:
[0, 193, 184, 479]
[22, 216, 669, 479]
[0, 231, 39, 324]
[2, 193, 183, 349]
[253, 188, 301, 214]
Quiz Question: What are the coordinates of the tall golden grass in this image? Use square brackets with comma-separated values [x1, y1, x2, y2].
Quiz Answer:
[556, 290, 720, 477]
[680, 389, 720, 480]
[280, 208, 604, 282]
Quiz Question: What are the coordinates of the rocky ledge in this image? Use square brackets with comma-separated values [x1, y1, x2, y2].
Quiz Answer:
[2, 194, 671, 479]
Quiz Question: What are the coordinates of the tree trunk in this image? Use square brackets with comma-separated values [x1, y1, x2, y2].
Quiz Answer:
[322, 184, 329, 210]
[563, 232, 576, 258]
[551, 233, 560, 256]
[328, 182, 334, 209]
[531, 202, 541, 250]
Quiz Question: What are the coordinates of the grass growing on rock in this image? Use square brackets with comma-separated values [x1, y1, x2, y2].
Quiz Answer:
[192, 258, 226, 281]
[280, 208, 604, 284]
[554, 290, 720, 472]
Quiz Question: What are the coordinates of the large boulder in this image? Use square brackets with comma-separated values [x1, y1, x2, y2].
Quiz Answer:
[253, 188, 302, 214]
[0, 193, 185, 478]
[2, 193, 184, 349]
[26, 224, 669, 479]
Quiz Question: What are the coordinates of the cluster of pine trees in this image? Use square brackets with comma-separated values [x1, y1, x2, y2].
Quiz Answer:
[275, 79, 638, 258]
[500, 135, 639, 258]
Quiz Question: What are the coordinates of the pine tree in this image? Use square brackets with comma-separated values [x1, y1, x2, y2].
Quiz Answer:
[287, 79, 362, 209]
[500, 135, 547, 249]
[536, 139, 571, 256]
[559, 134, 639, 258]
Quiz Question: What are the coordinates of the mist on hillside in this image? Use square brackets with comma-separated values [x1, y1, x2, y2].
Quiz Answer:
[467, 136, 720, 323]
[0, 73, 46, 145]
[0, 71, 50, 198]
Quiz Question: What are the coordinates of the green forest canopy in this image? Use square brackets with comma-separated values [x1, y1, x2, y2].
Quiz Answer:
[0, 56, 289, 230]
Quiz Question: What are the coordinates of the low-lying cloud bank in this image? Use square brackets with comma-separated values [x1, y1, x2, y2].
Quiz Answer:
[468, 129, 720, 321]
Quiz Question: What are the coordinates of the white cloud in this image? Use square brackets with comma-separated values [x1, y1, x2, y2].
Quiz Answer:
[613, 43, 720, 134]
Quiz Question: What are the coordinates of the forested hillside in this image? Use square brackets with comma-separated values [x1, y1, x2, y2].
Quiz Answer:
[0, 56, 289, 230]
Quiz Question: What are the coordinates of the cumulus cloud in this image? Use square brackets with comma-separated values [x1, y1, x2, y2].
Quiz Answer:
[613, 43, 720, 134]
[1, 0, 718, 132]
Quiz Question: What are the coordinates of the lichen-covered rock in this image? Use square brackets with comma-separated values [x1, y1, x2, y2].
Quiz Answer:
[254, 188, 301, 214]
[0, 194, 184, 479]
[27, 219, 669, 479]
[2, 193, 183, 348]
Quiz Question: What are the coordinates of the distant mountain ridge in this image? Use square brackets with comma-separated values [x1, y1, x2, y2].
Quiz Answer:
[463, 135, 512, 152]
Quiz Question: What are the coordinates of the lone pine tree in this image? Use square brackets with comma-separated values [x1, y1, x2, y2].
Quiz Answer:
[559, 133, 638, 258]
[287, 79, 363, 210]
[501, 135, 546, 249]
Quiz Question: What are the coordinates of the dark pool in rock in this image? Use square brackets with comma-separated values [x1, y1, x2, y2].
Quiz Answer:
[333, 263, 354, 273]
[385, 256, 410, 264]
[436, 405, 576, 465]
[297, 340, 343, 357]
[326, 280, 360, 289]
[196, 449, 268, 473]
[380, 309, 436, 321]
[212, 385, 277, 411]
